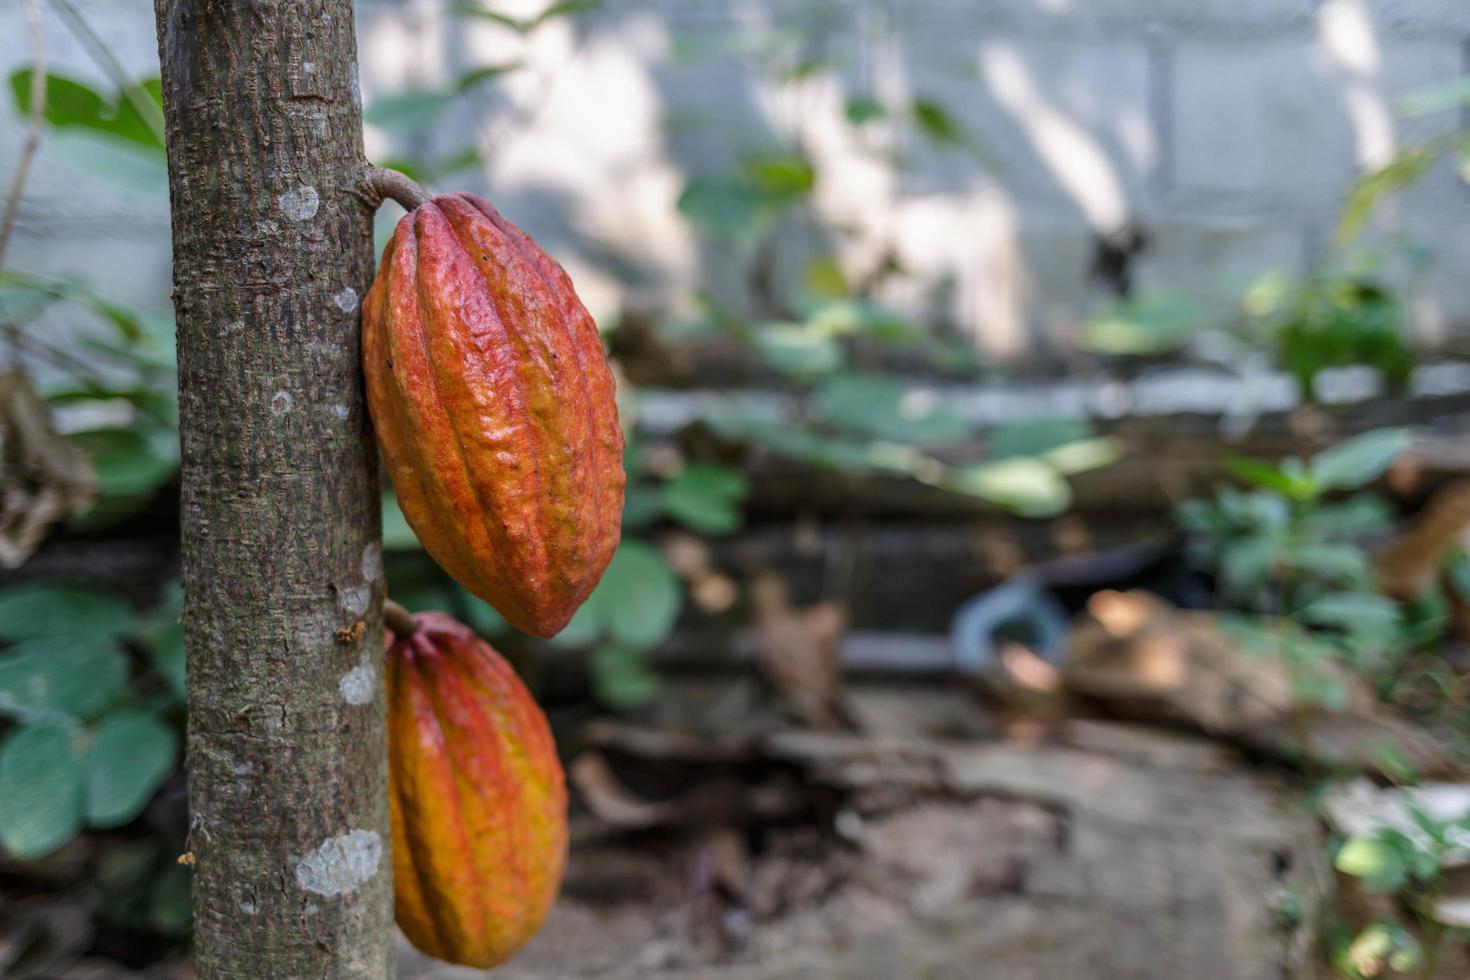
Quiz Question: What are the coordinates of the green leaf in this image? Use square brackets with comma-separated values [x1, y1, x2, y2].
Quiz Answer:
[986, 417, 1095, 461]
[1043, 436, 1121, 475]
[0, 724, 84, 858]
[0, 278, 59, 323]
[1335, 835, 1408, 891]
[365, 62, 521, 130]
[1394, 79, 1470, 118]
[452, 0, 601, 31]
[1218, 534, 1282, 601]
[47, 131, 168, 192]
[1309, 429, 1410, 491]
[419, 147, 484, 182]
[451, 2, 523, 28]
[455, 63, 522, 93]
[364, 91, 457, 131]
[804, 299, 920, 343]
[708, 415, 896, 476]
[751, 324, 844, 377]
[84, 709, 177, 828]
[1288, 543, 1373, 586]
[1081, 292, 1203, 355]
[743, 154, 815, 198]
[8, 71, 164, 152]
[589, 645, 659, 709]
[911, 98, 997, 169]
[802, 256, 848, 298]
[0, 272, 173, 346]
[985, 418, 1121, 475]
[659, 464, 748, 535]
[1224, 456, 1316, 500]
[678, 177, 772, 246]
[1335, 144, 1438, 245]
[596, 542, 682, 648]
[0, 584, 135, 642]
[1298, 495, 1395, 539]
[1341, 922, 1421, 978]
[946, 458, 1070, 517]
[532, 0, 603, 25]
[0, 637, 128, 722]
[844, 97, 886, 125]
[912, 98, 963, 145]
[814, 373, 973, 446]
[374, 157, 426, 184]
[1297, 592, 1400, 633]
[70, 427, 177, 501]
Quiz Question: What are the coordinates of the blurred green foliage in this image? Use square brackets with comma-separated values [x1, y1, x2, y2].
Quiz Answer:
[0, 583, 180, 864]
[1177, 429, 1419, 706]
[1330, 803, 1470, 979]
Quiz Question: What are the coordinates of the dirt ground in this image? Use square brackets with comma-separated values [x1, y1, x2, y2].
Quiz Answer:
[400, 719, 1348, 980]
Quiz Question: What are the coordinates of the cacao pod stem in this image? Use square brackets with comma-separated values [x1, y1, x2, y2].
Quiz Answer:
[362, 166, 430, 212]
[383, 598, 421, 639]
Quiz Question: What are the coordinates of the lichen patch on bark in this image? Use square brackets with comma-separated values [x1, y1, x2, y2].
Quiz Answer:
[277, 184, 320, 221]
[295, 829, 383, 896]
[340, 661, 375, 705]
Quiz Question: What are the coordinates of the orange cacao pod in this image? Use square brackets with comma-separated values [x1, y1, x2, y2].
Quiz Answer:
[363, 193, 624, 637]
[387, 610, 568, 968]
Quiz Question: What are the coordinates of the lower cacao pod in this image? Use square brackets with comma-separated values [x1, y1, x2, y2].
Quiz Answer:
[387, 610, 568, 968]
[362, 192, 624, 637]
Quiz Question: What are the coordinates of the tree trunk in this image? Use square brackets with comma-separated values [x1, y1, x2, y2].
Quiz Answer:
[152, 2, 391, 976]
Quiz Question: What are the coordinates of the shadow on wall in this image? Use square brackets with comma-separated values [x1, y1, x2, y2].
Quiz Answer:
[353, 0, 1469, 365]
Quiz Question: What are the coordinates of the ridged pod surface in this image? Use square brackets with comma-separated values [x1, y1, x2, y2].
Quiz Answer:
[363, 193, 624, 637]
[387, 611, 568, 968]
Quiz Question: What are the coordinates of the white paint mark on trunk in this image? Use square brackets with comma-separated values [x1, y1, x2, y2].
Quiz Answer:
[334, 286, 359, 314]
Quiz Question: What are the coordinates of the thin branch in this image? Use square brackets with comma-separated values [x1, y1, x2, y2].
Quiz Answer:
[49, 0, 167, 148]
[362, 166, 431, 212]
[0, 0, 46, 272]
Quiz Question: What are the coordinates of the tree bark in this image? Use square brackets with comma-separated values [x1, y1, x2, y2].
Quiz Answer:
[152, 2, 391, 976]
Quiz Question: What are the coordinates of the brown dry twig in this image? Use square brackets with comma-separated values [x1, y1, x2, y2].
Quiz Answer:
[0, 0, 46, 272]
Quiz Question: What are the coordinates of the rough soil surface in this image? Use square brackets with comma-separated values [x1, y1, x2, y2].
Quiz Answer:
[399, 721, 1327, 980]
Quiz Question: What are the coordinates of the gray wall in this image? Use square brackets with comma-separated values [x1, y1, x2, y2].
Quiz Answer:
[3, 0, 1468, 370]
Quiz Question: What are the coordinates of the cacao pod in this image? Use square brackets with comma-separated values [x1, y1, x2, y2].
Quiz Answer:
[363, 193, 624, 637]
[387, 610, 568, 968]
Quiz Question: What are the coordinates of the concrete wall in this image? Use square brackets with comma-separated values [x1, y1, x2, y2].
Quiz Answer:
[2, 0, 1467, 369]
